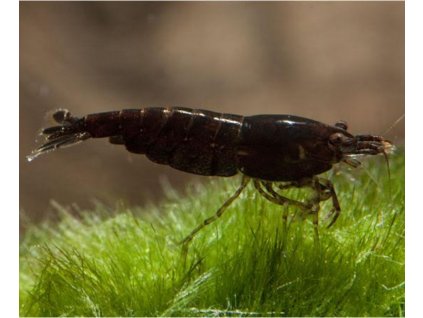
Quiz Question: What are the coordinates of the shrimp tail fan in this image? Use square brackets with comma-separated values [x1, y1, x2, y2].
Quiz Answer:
[27, 109, 91, 161]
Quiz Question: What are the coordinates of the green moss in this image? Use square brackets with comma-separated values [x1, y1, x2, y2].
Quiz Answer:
[20, 152, 404, 317]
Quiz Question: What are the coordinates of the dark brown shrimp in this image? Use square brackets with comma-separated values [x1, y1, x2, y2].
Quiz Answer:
[28, 107, 394, 250]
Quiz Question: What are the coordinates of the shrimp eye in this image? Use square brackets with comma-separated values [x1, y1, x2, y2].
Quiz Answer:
[329, 132, 345, 145]
[335, 120, 348, 131]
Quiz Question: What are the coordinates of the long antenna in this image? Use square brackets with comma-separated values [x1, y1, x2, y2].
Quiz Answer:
[382, 113, 404, 136]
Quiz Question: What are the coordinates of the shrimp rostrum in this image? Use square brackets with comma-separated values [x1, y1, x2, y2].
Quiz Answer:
[29, 107, 394, 247]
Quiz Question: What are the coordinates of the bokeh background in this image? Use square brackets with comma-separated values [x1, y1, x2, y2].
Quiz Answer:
[20, 1, 404, 222]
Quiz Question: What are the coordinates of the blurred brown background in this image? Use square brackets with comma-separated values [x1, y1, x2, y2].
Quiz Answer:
[20, 1, 404, 222]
